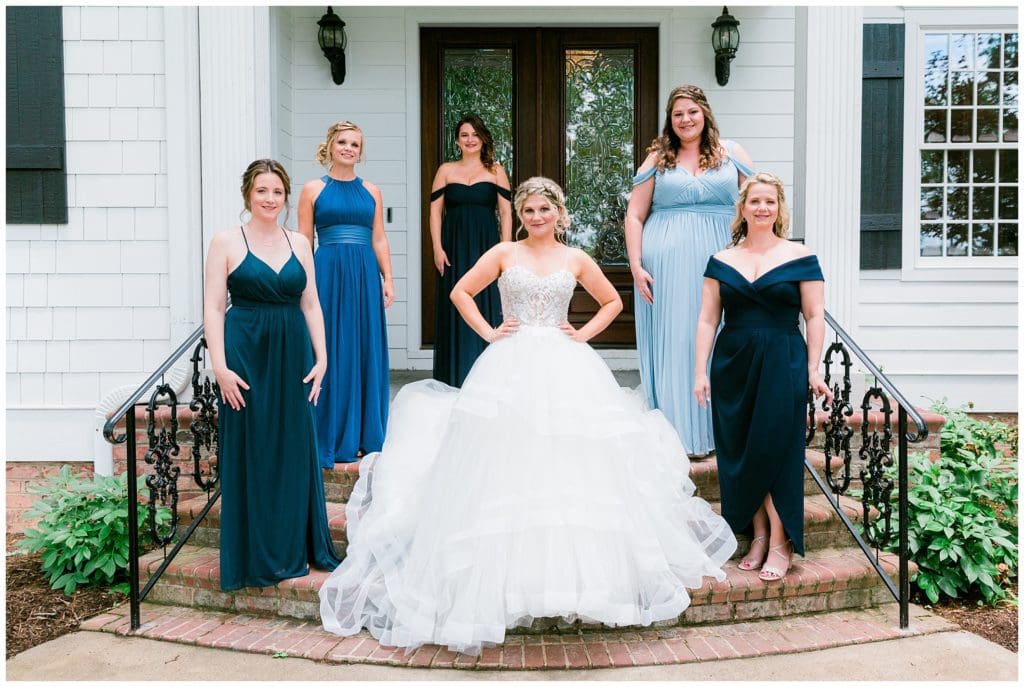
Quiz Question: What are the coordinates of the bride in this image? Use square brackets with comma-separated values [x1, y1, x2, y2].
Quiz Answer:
[319, 177, 737, 654]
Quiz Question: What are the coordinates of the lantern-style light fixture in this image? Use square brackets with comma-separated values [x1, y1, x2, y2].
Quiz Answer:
[317, 6, 348, 85]
[711, 6, 741, 86]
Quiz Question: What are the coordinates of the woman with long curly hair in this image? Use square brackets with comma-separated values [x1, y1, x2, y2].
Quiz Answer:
[624, 84, 755, 457]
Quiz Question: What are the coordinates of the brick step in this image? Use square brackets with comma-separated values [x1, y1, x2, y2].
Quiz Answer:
[320, 450, 836, 506]
[141, 544, 909, 628]
[176, 492, 865, 559]
[83, 601, 955, 670]
[178, 496, 348, 555]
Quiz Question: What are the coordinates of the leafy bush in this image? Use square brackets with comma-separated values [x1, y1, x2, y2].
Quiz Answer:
[19, 466, 171, 595]
[868, 400, 1018, 605]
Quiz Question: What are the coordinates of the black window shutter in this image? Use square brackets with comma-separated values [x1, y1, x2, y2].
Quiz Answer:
[860, 24, 904, 270]
[6, 6, 68, 225]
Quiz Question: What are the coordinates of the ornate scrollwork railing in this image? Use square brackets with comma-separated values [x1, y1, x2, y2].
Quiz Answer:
[806, 311, 928, 629]
[102, 324, 221, 630]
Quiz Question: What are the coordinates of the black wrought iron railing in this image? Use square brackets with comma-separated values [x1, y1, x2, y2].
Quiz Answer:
[102, 325, 221, 630]
[805, 310, 929, 629]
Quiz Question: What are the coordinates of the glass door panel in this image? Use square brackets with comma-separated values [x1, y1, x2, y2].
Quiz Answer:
[564, 47, 635, 265]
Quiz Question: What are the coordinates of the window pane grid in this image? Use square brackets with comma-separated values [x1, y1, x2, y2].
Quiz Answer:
[920, 31, 1018, 258]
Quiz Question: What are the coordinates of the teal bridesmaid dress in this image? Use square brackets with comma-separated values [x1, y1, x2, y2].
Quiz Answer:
[703, 254, 825, 556]
[218, 227, 341, 591]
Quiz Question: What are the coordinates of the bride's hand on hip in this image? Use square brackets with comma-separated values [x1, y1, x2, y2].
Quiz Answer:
[487, 318, 518, 343]
[559, 320, 586, 342]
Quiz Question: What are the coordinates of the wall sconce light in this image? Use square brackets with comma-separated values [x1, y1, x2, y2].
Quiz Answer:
[711, 6, 740, 86]
[317, 6, 348, 85]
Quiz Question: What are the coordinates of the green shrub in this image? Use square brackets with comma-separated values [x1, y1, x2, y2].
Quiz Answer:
[866, 400, 1018, 605]
[19, 466, 171, 595]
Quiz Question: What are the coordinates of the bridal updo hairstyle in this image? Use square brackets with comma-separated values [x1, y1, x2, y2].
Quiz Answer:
[513, 176, 572, 239]
[729, 172, 791, 246]
[315, 120, 365, 167]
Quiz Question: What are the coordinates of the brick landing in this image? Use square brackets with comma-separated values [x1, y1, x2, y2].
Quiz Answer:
[82, 602, 956, 670]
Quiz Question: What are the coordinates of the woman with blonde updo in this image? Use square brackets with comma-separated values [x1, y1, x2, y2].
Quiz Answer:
[298, 121, 393, 468]
[625, 84, 754, 457]
[320, 177, 736, 655]
[694, 172, 832, 582]
[205, 159, 340, 590]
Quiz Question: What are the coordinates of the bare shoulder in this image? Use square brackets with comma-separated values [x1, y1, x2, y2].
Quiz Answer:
[289, 229, 312, 253]
[300, 177, 326, 196]
[493, 164, 511, 183]
[637, 150, 659, 173]
[210, 226, 241, 250]
[567, 246, 596, 276]
[434, 161, 454, 180]
[361, 179, 383, 199]
[713, 245, 739, 261]
[788, 242, 813, 258]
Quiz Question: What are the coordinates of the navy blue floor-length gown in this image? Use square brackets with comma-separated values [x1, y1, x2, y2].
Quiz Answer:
[703, 254, 824, 556]
[218, 227, 341, 591]
[312, 176, 389, 466]
[431, 182, 510, 387]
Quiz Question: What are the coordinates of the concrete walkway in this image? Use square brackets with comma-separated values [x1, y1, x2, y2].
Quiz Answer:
[5, 628, 1016, 680]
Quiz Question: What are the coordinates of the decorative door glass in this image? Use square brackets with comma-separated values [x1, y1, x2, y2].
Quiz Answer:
[442, 49, 514, 167]
[563, 47, 635, 265]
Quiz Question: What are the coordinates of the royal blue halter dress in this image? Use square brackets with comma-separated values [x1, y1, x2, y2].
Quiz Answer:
[312, 176, 389, 466]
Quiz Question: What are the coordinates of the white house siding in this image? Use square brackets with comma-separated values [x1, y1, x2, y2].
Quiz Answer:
[6, 6, 171, 461]
[272, 7, 295, 182]
[851, 7, 1019, 413]
[855, 275, 1018, 412]
[276, 5, 797, 370]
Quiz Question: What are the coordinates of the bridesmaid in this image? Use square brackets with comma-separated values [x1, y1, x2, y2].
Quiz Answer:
[204, 159, 341, 589]
[693, 173, 832, 581]
[298, 121, 394, 467]
[625, 85, 753, 456]
[429, 114, 512, 387]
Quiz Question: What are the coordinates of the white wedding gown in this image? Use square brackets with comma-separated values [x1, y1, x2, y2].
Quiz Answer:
[319, 251, 737, 654]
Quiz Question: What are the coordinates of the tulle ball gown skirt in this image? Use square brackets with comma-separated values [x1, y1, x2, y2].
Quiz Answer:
[318, 325, 737, 654]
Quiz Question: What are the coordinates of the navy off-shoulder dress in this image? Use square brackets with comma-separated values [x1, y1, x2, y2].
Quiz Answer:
[703, 254, 824, 556]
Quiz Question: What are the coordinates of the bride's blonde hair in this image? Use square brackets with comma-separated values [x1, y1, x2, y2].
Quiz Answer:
[513, 176, 572, 239]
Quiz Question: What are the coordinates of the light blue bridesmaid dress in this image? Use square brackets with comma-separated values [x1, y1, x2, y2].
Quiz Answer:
[312, 176, 389, 467]
[633, 141, 754, 455]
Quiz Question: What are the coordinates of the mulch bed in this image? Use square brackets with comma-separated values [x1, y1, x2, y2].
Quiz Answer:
[928, 596, 1019, 653]
[5, 533, 126, 659]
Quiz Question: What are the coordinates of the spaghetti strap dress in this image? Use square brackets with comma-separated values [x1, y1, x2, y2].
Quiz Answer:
[703, 254, 825, 556]
[632, 140, 754, 455]
[431, 181, 511, 387]
[218, 227, 341, 591]
[312, 176, 389, 466]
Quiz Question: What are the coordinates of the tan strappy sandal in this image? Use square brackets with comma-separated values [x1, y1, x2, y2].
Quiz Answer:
[758, 541, 793, 582]
[737, 535, 767, 571]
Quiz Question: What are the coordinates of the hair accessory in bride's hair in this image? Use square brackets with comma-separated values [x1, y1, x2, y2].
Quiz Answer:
[513, 176, 572, 238]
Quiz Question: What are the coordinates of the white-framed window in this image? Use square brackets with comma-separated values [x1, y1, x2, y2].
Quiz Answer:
[903, 11, 1019, 278]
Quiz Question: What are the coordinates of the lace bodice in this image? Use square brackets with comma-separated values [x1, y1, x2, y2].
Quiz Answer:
[497, 265, 576, 327]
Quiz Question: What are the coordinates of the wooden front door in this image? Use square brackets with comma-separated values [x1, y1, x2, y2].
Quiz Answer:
[420, 27, 658, 348]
